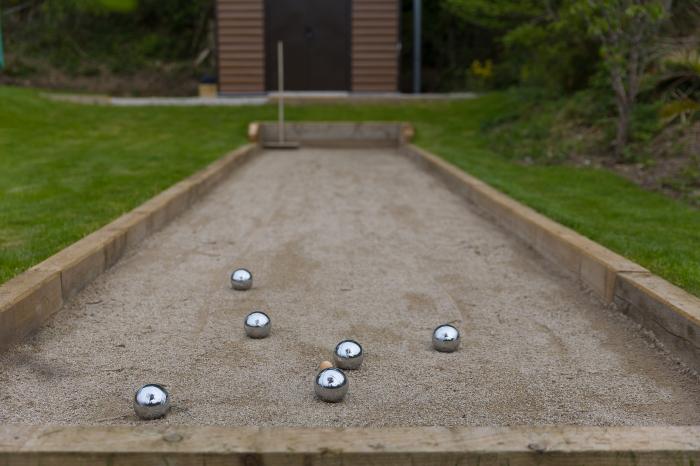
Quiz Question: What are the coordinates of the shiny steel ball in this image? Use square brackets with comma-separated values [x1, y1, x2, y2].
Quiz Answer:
[314, 368, 348, 403]
[432, 324, 460, 352]
[244, 311, 271, 338]
[134, 384, 170, 420]
[230, 268, 253, 290]
[333, 339, 364, 370]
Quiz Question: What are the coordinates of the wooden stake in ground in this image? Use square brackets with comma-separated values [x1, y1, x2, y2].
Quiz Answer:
[264, 41, 299, 149]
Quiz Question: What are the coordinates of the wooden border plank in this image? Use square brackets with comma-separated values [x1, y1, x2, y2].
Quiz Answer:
[0, 269, 62, 351]
[615, 271, 700, 366]
[0, 426, 698, 465]
[253, 121, 413, 147]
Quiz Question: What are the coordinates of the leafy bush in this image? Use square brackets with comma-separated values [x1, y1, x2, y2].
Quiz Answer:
[2, 0, 215, 78]
[445, 0, 600, 93]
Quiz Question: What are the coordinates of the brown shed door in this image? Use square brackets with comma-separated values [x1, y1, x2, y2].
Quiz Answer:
[265, 0, 351, 91]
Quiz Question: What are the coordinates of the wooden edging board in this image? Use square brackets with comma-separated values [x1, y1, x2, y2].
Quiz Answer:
[0, 144, 260, 352]
[399, 143, 700, 375]
[1, 425, 698, 465]
[250, 120, 415, 147]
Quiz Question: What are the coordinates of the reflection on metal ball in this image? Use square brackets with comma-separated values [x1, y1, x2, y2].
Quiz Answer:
[134, 384, 170, 420]
[244, 311, 271, 338]
[230, 268, 253, 290]
[314, 368, 348, 403]
[333, 339, 364, 370]
[432, 324, 460, 352]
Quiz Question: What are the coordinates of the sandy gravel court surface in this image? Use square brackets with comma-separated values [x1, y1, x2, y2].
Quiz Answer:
[1, 148, 698, 426]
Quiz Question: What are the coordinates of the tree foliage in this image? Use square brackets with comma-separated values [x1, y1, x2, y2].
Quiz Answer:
[572, 0, 672, 156]
[2, 0, 215, 77]
[444, 0, 599, 92]
[446, 0, 676, 154]
[399, 0, 502, 91]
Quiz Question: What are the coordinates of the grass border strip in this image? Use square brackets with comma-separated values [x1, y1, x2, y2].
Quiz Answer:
[0, 425, 698, 465]
[0, 144, 259, 352]
[400, 143, 700, 374]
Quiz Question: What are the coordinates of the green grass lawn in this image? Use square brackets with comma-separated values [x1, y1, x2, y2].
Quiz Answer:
[1, 86, 699, 297]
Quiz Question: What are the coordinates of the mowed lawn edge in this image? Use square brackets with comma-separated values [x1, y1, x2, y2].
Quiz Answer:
[0, 87, 275, 285]
[1, 87, 698, 297]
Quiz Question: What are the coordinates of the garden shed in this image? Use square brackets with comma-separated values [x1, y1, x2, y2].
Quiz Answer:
[215, 0, 400, 94]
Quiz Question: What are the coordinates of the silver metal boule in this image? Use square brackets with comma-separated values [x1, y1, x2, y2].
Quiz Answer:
[314, 367, 348, 402]
[432, 324, 460, 352]
[134, 384, 170, 420]
[333, 339, 364, 370]
[230, 268, 253, 290]
[244, 311, 271, 338]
